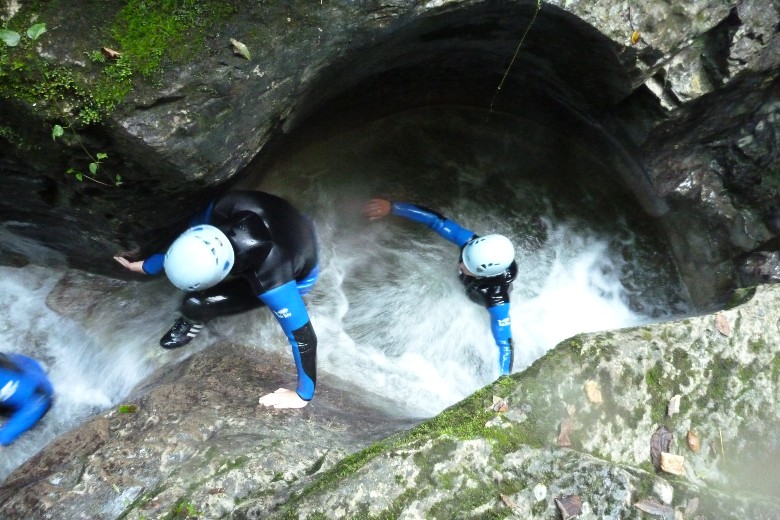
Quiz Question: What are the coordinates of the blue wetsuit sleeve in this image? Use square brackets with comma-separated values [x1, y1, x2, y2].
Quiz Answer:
[259, 281, 317, 401]
[487, 304, 514, 375]
[142, 254, 165, 275]
[391, 202, 475, 247]
[0, 394, 51, 446]
[9, 355, 54, 397]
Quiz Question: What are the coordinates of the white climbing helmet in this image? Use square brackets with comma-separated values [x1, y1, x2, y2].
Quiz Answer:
[163, 225, 235, 291]
[462, 234, 515, 277]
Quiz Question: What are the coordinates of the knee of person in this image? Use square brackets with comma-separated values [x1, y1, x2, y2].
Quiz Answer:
[181, 295, 207, 321]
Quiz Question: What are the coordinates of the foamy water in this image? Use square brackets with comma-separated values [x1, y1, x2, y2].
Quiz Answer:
[1, 106, 689, 481]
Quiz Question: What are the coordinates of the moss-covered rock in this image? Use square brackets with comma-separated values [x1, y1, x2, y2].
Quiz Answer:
[2, 282, 779, 519]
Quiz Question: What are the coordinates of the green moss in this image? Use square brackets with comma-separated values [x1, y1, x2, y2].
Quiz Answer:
[112, 0, 236, 78]
[725, 287, 757, 309]
[644, 361, 668, 424]
[671, 348, 693, 390]
[703, 358, 739, 402]
[772, 353, 780, 384]
[305, 454, 328, 476]
[749, 338, 767, 354]
[0, 0, 236, 131]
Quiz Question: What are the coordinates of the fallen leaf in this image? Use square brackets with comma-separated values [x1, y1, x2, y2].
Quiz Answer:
[650, 425, 673, 471]
[630, 30, 641, 45]
[684, 497, 699, 516]
[584, 380, 603, 403]
[491, 395, 509, 412]
[101, 47, 121, 59]
[230, 38, 251, 60]
[666, 394, 681, 417]
[660, 452, 686, 475]
[686, 431, 701, 453]
[500, 493, 518, 510]
[714, 313, 731, 336]
[558, 417, 573, 447]
[555, 495, 582, 519]
[634, 498, 674, 517]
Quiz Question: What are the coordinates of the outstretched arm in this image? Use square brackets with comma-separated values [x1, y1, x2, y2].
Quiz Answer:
[258, 280, 317, 409]
[114, 253, 165, 275]
[363, 198, 475, 247]
[487, 304, 514, 375]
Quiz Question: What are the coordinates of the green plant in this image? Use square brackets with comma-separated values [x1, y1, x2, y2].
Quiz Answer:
[170, 499, 201, 518]
[0, 22, 46, 48]
[52, 123, 122, 187]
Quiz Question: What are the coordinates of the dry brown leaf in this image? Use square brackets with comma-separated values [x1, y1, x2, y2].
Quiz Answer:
[558, 417, 573, 447]
[666, 394, 681, 417]
[686, 431, 701, 453]
[500, 493, 518, 510]
[555, 495, 582, 519]
[101, 47, 121, 59]
[634, 498, 674, 516]
[714, 313, 731, 336]
[650, 425, 673, 471]
[660, 452, 686, 475]
[684, 497, 699, 516]
[491, 395, 509, 413]
[584, 380, 603, 403]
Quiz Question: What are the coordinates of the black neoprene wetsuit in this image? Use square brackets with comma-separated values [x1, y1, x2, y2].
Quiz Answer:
[142, 191, 320, 400]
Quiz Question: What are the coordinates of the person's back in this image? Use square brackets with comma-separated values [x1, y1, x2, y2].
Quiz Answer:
[208, 190, 319, 291]
[0, 353, 54, 446]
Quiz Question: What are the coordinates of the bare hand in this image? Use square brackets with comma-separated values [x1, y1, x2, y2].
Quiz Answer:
[362, 198, 392, 220]
[114, 255, 146, 274]
[258, 388, 309, 409]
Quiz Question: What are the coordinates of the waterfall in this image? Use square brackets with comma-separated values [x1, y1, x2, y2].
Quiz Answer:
[1, 105, 688, 482]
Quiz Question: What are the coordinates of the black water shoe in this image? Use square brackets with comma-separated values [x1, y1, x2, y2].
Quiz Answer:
[159, 317, 203, 349]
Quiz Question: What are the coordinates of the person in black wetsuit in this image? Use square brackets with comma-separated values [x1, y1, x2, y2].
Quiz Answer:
[0, 352, 54, 448]
[115, 191, 320, 409]
[363, 198, 517, 375]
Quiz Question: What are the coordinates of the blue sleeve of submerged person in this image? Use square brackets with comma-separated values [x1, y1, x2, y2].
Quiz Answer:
[0, 355, 53, 446]
[0, 394, 51, 446]
[391, 202, 476, 247]
[8, 354, 53, 397]
[259, 281, 317, 401]
[487, 304, 514, 375]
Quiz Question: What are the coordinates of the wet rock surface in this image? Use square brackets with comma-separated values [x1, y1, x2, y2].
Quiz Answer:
[0, 343, 419, 519]
[3, 283, 780, 518]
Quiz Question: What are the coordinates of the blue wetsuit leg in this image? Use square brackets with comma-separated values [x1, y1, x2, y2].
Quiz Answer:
[487, 304, 514, 375]
[296, 265, 320, 296]
[259, 281, 317, 401]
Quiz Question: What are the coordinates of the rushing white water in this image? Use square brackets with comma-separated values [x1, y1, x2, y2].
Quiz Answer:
[1, 106, 689, 482]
